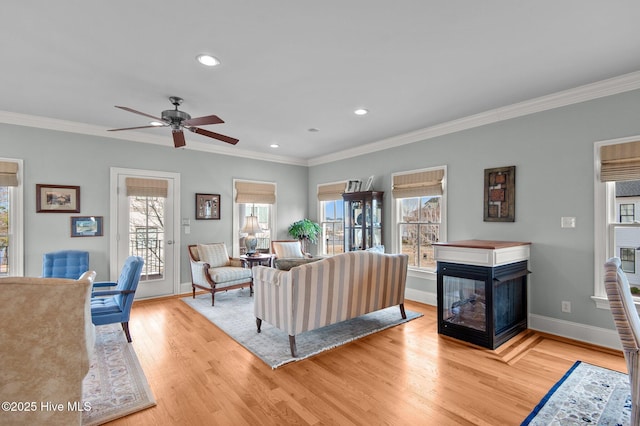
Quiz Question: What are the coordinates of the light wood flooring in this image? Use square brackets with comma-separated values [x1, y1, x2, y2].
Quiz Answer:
[107, 296, 626, 425]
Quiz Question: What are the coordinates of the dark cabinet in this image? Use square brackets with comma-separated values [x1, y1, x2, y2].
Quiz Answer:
[343, 191, 383, 251]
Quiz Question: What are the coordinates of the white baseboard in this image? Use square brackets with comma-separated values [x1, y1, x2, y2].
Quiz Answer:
[404, 288, 622, 351]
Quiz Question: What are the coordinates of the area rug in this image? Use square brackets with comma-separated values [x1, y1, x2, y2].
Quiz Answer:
[82, 324, 156, 425]
[182, 289, 422, 369]
[522, 361, 631, 425]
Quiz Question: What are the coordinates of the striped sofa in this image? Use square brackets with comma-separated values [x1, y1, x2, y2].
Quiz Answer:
[253, 250, 409, 357]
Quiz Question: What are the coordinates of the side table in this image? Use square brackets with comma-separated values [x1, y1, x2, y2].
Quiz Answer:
[240, 254, 274, 268]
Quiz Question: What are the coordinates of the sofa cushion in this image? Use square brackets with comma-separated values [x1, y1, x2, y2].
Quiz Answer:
[274, 257, 322, 271]
[273, 241, 305, 258]
[197, 243, 230, 268]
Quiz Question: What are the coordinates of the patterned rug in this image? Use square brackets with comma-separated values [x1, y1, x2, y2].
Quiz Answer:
[82, 324, 156, 425]
[182, 289, 422, 369]
[522, 361, 631, 425]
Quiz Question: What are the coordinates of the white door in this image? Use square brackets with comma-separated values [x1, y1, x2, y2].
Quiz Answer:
[110, 168, 180, 299]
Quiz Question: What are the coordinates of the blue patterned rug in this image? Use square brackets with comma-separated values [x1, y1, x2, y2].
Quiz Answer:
[182, 289, 422, 369]
[522, 361, 631, 425]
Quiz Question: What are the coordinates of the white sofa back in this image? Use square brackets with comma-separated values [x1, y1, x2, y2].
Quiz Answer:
[253, 251, 408, 336]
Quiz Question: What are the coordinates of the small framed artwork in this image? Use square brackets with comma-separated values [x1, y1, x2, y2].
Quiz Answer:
[364, 175, 374, 191]
[196, 193, 220, 220]
[484, 166, 516, 222]
[346, 179, 362, 193]
[36, 184, 80, 213]
[70, 216, 103, 237]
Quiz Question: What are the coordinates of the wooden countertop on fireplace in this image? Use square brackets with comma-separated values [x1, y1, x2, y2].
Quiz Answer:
[433, 240, 531, 250]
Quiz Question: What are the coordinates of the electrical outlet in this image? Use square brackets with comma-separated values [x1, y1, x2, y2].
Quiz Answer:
[561, 301, 571, 313]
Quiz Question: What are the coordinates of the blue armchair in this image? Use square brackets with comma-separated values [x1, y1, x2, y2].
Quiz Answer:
[91, 256, 144, 343]
[42, 250, 89, 279]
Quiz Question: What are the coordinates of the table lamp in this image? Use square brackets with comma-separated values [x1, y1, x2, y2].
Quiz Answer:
[241, 215, 261, 255]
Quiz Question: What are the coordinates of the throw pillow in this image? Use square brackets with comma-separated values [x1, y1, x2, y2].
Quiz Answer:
[273, 241, 305, 258]
[197, 243, 230, 268]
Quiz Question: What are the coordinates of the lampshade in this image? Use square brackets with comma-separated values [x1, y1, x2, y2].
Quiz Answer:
[241, 216, 261, 234]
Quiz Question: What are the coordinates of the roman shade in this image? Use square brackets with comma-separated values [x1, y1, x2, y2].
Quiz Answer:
[317, 181, 347, 201]
[0, 161, 19, 187]
[235, 181, 276, 204]
[600, 140, 640, 182]
[392, 169, 444, 198]
[125, 177, 168, 198]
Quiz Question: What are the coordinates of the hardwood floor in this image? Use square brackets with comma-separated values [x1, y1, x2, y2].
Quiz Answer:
[108, 296, 626, 425]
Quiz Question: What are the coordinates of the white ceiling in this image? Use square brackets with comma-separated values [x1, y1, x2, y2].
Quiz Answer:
[2, 1, 640, 165]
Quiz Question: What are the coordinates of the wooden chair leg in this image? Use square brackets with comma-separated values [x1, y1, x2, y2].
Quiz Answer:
[192, 285, 196, 299]
[399, 303, 407, 319]
[122, 322, 132, 343]
[211, 290, 215, 306]
[289, 335, 297, 357]
[256, 318, 262, 333]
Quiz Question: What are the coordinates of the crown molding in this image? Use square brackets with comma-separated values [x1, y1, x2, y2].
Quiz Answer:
[2, 70, 640, 168]
[308, 71, 640, 166]
[0, 111, 309, 167]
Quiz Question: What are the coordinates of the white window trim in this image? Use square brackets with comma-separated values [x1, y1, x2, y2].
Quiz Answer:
[1, 157, 23, 276]
[232, 178, 277, 258]
[593, 135, 640, 309]
[391, 165, 447, 278]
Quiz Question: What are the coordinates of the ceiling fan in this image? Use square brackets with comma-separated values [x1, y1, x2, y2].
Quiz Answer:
[108, 96, 239, 148]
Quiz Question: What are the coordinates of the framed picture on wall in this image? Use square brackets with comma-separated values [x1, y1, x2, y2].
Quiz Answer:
[196, 193, 220, 220]
[70, 216, 103, 237]
[36, 184, 80, 213]
[483, 166, 515, 222]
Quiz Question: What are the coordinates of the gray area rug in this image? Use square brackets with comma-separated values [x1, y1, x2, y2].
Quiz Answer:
[82, 324, 156, 425]
[182, 289, 422, 369]
[522, 361, 631, 425]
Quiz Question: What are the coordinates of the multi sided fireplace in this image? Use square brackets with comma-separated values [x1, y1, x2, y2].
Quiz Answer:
[434, 240, 531, 349]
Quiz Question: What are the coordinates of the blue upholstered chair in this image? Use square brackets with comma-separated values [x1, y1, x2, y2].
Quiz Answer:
[91, 256, 144, 343]
[42, 250, 89, 279]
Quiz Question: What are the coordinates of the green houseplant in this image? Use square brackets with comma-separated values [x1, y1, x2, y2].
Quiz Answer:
[288, 219, 322, 252]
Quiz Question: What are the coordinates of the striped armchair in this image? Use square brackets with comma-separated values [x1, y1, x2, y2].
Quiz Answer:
[253, 250, 408, 357]
[604, 257, 640, 425]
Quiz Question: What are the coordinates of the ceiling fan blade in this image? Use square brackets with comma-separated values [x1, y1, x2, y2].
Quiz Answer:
[183, 114, 224, 127]
[189, 127, 239, 145]
[172, 130, 186, 148]
[108, 125, 165, 132]
[115, 106, 164, 122]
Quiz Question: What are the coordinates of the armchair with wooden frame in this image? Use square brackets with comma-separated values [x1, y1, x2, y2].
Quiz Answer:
[270, 240, 321, 270]
[188, 243, 253, 306]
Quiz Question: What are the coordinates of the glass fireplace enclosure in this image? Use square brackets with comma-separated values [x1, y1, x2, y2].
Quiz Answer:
[437, 260, 529, 349]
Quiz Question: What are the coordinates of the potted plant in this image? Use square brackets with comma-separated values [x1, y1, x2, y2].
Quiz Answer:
[288, 219, 322, 253]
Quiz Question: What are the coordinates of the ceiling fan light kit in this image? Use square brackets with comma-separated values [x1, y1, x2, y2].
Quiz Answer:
[108, 96, 238, 148]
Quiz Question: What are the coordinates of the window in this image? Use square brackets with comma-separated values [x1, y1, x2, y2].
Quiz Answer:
[317, 181, 347, 255]
[392, 166, 447, 272]
[620, 247, 636, 273]
[594, 137, 640, 307]
[233, 180, 276, 256]
[620, 203, 635, 223]
[320, 199, 344, 255]
[398, 196, 442, 269]
[0, 159, 23, 277]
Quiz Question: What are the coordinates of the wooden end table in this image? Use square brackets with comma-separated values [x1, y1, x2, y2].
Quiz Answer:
[240, 253, 274, 268]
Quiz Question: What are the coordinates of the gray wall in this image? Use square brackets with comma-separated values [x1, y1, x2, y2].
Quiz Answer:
[0, 123, 307, 283]
[3, 88, 640, 334]
[308, 89, 640, 331]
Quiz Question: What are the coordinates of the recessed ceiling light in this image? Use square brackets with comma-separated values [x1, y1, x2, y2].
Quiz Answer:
[354, 108, 368, 116]
[196, 54, 220, 67]
[149, 121, 165, 126]
[270, 144, 279, 148]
